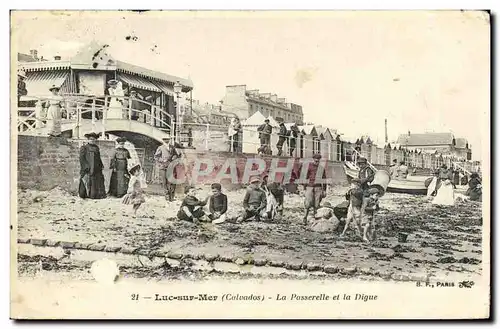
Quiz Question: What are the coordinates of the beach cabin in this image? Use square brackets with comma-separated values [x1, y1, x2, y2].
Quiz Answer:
[298, 125, 318, 158]
[315, 126, 334, 161]
[241, 111, 279, 154]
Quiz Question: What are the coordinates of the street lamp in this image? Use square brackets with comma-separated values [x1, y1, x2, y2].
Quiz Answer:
[173, 81, 183, 143]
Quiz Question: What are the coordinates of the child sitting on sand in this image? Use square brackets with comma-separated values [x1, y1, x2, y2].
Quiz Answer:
[122, 163, 147, 217]
[177, 186, 209, 224]
[207, 183, 228, 224]
[235, 177, 267, 223]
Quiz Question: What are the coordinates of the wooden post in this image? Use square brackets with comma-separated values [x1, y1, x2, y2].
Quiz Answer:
[151, 106, 155, 126]
[91, 97, 96, 131]
[75, 104, 81, 139]
[128, 96, 132, 121]
[102, 96, 108, 139]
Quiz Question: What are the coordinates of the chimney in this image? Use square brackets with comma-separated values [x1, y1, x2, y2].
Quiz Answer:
[29, 49, 38, 60]
[408, 130, 411, 136]
[384, 118, 388, 143]
[54, 55, 61, 61]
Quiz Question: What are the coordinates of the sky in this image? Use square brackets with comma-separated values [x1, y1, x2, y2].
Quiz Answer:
[12, 11, 490, 159]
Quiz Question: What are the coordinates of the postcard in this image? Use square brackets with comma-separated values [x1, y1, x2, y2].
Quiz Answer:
[10, 10, 490, 319]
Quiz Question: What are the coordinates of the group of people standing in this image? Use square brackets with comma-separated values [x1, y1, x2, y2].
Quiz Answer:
[78, 133, 147, 216]
[25, 79, 154, 139]
[257, 119, 301, 157]
[228, 117, 301, 157]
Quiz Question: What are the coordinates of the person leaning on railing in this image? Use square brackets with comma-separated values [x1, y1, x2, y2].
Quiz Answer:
[288, 124, 300, 157]
[276, 120, 288, 156]
[257, 119, 273, 155]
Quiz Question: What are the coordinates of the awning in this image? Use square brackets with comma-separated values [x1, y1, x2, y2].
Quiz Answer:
[154, 80, 174, 96]
[117, 73, 161, 93]
[22, 70, 70, 100]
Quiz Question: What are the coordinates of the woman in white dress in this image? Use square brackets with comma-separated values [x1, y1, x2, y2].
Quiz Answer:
[107, 80, 124, 119]
[45, 85, 63, 137]
[432, 179, 455, 206]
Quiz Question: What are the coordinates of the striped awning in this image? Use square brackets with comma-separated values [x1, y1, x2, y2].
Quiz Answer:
[117, 73, 161, 93]
[22, 70, 70, 100]
[154, 80, 174, 96]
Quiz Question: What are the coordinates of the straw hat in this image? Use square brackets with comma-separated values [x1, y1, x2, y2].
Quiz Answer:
[84, 132, 100, 139]
[107, 79, 119, 85]
[116, 137, 127, 144]
[250, 176, 261, 184]
[49, 84, 60, 92]
[128, 162, 141, 174]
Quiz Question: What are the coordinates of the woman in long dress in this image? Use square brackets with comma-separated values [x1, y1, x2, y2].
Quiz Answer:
[432, 179, 455, 206]
[79, 132, 107, 199]
[108, 137, 132, 197]
[107, 80, 124, 119]
[46, 85, 63, 137]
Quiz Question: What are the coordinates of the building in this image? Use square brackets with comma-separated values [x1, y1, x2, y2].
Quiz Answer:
[18, 49, 47, 63]
[183, 99, 234, 127]
[396, 132, 472, 160]
[17, 41, 193, 132]
[221, 85, 304, 124]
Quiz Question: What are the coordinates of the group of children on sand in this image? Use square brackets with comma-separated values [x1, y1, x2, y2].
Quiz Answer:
[119, 162, 381, 242]
[175, 176, 284, 224]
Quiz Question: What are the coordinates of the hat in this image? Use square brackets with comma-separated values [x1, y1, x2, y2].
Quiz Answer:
[211, 183, 222, 190]
[471, 172, 479, 178]
[368, 187, 381, 195]
[392, 159, 397, 163]
[130, 89, 137, 94]
[358, 157, 367, 163]
[49, 85, 60, 92]
[313, 153, 322, 160]
[162, 136, 172, 141]
[184, 185, 201, 194]
[323, 201, 332, 208]
[250, 176, 261, 184]
[128, 163, 141, 175]
[264, 119, 270, 123]
[116, 137, 127, 143]
[84, 132, 100, 139]
[107, 79, 118, 85]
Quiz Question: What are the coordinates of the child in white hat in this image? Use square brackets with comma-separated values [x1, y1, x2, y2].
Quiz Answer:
[122, 163, 147, 217]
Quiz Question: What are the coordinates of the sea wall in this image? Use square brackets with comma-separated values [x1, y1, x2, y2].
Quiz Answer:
[16, 136, 349, 195]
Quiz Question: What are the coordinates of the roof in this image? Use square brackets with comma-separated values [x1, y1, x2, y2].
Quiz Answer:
[455, 138, 469, 149]
[247, 94, 290, 111]
[21, 70, 70, 100]
[396, 133, 454, 146]
[242, 111, 267, 126]
[315, 126, 334, 140]
[18, 53, 38, 63]
[299, 125, 317, 136]
[20, 60, 71, 71]
[116, 61, 193, 91]
[18, 41, 193, 91]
